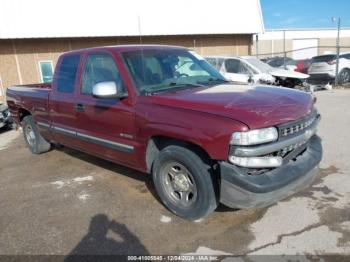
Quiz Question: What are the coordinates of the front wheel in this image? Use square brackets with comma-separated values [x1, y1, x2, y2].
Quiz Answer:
[152, 145, 218, 220]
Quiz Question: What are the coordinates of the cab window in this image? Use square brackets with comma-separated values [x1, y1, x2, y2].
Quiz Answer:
[81, 54, 125, 95]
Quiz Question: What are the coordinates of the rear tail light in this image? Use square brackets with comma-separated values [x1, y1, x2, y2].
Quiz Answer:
[327, 60, 336, 65]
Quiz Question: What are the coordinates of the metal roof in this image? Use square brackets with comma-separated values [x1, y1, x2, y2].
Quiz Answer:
[0, 0, 264, 39]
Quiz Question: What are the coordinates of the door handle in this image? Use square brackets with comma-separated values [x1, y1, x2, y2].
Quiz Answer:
[75, 103, 85, 112]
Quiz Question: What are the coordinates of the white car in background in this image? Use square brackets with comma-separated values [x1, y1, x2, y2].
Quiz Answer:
[205, 56, 309, 88]
[308, 53, 350, 85]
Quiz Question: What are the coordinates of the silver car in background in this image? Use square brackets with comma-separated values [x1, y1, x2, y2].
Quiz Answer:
[308, 53, 350, 85]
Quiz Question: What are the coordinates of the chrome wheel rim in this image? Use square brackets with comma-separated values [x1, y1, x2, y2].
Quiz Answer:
[161, 161, 197, 208]
[25, 125, 36, 147]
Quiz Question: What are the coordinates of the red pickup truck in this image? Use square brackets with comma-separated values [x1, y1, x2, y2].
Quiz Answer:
[6, 45, 322, 220]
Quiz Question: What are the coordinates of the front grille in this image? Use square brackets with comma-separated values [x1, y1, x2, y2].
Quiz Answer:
[277, 139, 309, 157]
[279, 111, 318, 138]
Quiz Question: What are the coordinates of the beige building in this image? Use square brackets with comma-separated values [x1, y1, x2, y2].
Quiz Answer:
[0, 0, 264, 102]
[253, 28, 350, 59]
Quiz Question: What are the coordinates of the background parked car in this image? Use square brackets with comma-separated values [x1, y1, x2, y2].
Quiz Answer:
[0, 103, 13, 129]
[206, 56, 309, 89]
[295, 59, 312, 74]
[308, 53, 350, 85]
[264, 56, 294, 68]
[206, 56, 274, 84]
[277, 59, 312, 74]
[278, 59, 298, 71]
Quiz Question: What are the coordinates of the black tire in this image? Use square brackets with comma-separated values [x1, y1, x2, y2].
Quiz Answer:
[22, 115, 51, 154]
[339, 69, 350, 85]
[152, 145, 218, 220]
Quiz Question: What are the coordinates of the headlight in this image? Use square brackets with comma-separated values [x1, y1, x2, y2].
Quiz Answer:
[231, 127, 278, 145]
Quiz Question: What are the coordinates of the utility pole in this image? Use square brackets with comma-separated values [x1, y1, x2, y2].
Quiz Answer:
[255, 35, 259, 58]
[332, 17, 341, 86]
[283, 30, 286, 69]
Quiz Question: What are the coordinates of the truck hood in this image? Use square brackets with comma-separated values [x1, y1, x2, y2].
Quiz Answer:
[149, 84, 315, 129]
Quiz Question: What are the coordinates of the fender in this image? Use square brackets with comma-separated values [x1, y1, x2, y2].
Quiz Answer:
[136, 104, 248, 161]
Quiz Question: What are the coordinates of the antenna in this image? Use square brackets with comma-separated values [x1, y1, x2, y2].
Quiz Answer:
[137, 15, 146, 86]
[137, 15, 143, 45]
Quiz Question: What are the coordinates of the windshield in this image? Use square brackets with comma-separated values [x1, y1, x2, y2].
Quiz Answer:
[312, 55, 336, 63]
[285, 60, 298, 66]
[122, 49, 226, 94]
[245, 58, 274, 73]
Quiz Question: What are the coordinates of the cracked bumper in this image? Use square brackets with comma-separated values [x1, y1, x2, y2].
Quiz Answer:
[219, 135, 322, 209]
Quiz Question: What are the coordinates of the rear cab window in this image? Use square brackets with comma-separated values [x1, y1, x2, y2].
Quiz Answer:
[55, 54, 81, 93]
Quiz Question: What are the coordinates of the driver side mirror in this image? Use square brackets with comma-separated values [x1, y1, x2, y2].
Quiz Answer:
[92, 81, 127, 99]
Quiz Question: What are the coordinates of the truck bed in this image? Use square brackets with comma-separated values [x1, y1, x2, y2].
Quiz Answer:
[6, 83, 51, 124]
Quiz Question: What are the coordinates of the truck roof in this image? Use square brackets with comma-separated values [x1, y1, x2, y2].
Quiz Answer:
[63, 44, 187, 55]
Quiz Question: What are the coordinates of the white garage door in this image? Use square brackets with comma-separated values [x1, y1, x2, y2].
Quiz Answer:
[293, 39, 318, 59]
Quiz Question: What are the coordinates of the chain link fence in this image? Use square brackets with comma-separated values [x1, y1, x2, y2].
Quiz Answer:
[255, 45, 350, 58]
[253, 45, 350, 87]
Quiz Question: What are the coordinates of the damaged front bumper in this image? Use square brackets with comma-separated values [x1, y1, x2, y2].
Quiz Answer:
[219, 135, 322, 209]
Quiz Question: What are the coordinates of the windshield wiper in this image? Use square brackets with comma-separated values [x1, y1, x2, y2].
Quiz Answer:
[147, 82, 204, 95]
[169, 82, 204, 88]
[197, 78, 230, 85]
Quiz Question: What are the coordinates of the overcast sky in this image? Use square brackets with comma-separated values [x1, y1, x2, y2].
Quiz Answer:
[261, 0, 350, 29]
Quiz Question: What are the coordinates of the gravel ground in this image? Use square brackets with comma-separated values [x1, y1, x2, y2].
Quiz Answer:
[0, 89, 349, 259]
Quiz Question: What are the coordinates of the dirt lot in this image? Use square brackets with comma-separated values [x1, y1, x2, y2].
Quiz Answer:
[0, 89, 349, 258]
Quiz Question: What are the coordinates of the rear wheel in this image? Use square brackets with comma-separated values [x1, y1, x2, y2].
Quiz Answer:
[339, 69, 350, 85]
[22, 115, 51, 154]
[152, 145, 218, 220]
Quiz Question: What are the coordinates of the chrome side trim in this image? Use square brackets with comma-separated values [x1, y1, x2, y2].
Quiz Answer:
[53, 126, 77, 136]
[120, 133, 134, 139]
[233, 117, 320, 157]
[77, 132, 134, 153]
[47, 124, 134, 153]
[37, 121, 50, 129]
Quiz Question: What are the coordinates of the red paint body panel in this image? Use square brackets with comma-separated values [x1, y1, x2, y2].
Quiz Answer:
[6, 45, 315, 173]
